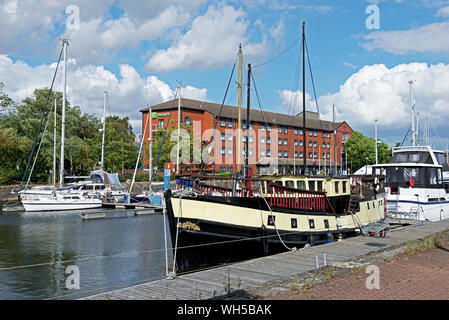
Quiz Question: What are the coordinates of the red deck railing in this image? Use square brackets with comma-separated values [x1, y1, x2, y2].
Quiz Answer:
[268, 182, 326, 212]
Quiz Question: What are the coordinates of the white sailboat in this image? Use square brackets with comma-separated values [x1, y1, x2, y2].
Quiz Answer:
[19, 39, 102, 212]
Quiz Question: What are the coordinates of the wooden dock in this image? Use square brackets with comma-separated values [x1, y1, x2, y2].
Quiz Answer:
[81, 219, 449, 300]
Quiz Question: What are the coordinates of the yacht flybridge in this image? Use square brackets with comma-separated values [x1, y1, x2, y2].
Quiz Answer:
[373, 146, 449, 221]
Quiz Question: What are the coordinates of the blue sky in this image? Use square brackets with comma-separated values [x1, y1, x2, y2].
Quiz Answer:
[1, 0, 449, 148]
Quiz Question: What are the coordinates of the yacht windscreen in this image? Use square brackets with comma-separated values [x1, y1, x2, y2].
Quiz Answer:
[391, 151, 433, 164]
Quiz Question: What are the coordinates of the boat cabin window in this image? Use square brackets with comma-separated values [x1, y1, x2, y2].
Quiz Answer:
[434, 153, 447, 165]
[392, 151, 433, 164]
[334, 181, 339, 194]
[342, 181, 347, 193]
[297, 181, 306, 190]
[285, 180, 295, 188]
[317, 181, 323, 191]
[308, 181, 315, 191]
[386, 166, 443, 188]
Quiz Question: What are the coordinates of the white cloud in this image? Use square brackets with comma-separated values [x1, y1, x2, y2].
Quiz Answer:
[278, 89, 315, 115]
[362, 21, 449, 54]
[0, 55, 207, 134]
[145, 5, 268, 72]
[436, 6, 449, 17]
[279, 63, 449, 133]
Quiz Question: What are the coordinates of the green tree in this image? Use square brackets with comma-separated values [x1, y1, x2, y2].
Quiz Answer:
[0, 127, 30, 184]
[0, 85, 139, 184]
[345, 131, 391, 172]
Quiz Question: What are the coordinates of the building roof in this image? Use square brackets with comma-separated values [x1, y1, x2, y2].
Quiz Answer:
[140, 98, 348, 132]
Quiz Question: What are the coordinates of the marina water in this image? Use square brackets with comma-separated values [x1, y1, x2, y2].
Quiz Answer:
[0, 209, 173, 299]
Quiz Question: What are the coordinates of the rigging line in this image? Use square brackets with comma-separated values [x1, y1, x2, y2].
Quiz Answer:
[429, 119, 445, 150]
[253, 36, 301, 69]
[21, 45, 64, 186]
[250, 72, 269, 129]
[149, 87, 179, 186]
[199, 58, 237, 172]
[304, 37, 325, 138]
[400, 125, 412, 147]
[24, 102, 54, 190]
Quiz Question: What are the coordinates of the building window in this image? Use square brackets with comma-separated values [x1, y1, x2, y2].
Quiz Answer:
[322, 153, 326, 159]
[267, 137, 271, 144]
[284, 151, 288, 157]
[314, 152, 317, 159]
[308, 141, 313, 147]
[343, 133, 348, 142]
[227, 120, 233, 128]
[278, 127, 282, 133]
[313, 131, 317, 137]
[300, 152, 303, 158]
[267, 125, 271, 132]
[267, 150, 271, 157]
[299, 129, 303, 136]
[308, 130, 312, 137]
[221, 147, 225, 155]
[278, 151, 282, 158]
[261, 124, 265, 131]
[294, 151, 298, 158]
[220, 133, 225, 141]
[313, 142, 317, 148]
[228, 134, 233, 141]
[299, 140, 303, 147]
[278, 138, 282, 145]
[322, 143, 326, 148]
[327, 153, 330, 159]
[309, 152, 313, 159]
[227, 148, 233, 155]
[185, 116, 191, 126]
[260, 149, 266, 157]
[294, 140, 298, 147]
[327, 143, 331, 149]
[323, 131, 326, 137]
[220, 166, 226, 172]
[294, 129, 298, 135]
[249, 149, 253, 156]
[249, 136, 254, 143]
[283, 139, 288, 146]
[158, 119, 164, 128]
[284, 127, 288, 134]
[261, 136, 265, 144]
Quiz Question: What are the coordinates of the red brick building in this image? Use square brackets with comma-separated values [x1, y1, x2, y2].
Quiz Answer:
[139, 98, 352, 175]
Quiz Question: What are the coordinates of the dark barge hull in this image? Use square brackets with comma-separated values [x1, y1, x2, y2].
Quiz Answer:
[163, 190, 358, 273]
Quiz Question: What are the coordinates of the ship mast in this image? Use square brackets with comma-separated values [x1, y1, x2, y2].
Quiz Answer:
[409, 80, 416, 146]
[245, 63, 251, 178]
[59, 38, 68, 188]
[302, 21, 306, 175]
[100, 91, 107, 170]
[237, 44, 243, 172]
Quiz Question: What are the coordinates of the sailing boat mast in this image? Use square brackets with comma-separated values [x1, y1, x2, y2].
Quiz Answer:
[149, 106, 153, 191]
[176, 82, 181, 174]
[302, 22, 306, 175]
[237, 44, 243, 172]
[409, 80, 416, 146]
[59, 38, 68, 188]
[53, 98, 57, 189]
[245, 63, 251, 178]
[100, 91, 107, 170]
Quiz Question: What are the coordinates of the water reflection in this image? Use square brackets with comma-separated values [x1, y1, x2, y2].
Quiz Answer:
[0, 209, 173, 299]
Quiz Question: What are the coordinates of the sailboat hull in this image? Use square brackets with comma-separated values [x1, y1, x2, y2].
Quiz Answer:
[21, 199, 102, 212]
